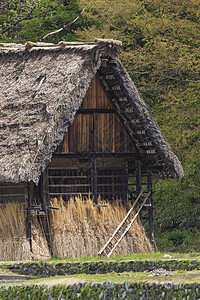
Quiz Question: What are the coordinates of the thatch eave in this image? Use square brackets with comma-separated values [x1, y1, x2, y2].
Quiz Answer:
[108, 57, 184, 179]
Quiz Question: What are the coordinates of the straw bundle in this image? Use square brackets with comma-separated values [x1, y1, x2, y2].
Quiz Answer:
[49, 196, 152, 258]
[0, 203, 50, 261]
[0, 196, 152, 261]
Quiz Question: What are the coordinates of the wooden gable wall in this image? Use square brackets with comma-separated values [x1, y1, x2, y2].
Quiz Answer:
[57, 75, 136, 154]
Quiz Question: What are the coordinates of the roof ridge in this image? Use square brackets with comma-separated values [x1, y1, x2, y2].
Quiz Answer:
[0, 39, 122, 51]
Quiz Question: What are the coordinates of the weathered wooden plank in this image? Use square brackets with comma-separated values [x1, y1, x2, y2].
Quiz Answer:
[136, 130, 146, 135]
[52, 153, 141, 161]
[92, 158, 97, 203]
[90, 113, 93, 152]
[49, 192, 90, 196]
[146, 149, 156, 154]
[26, 182, 32, 252]
[93, 75, 97, 108]
[49, 184, 91, 187]
[0, 193, 26, 197]
[77, 109, 116, 114]
[0, 184, 25, 188]
[136, 160, 142, 196]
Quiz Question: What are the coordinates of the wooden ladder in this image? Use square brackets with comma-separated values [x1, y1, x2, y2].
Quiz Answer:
[98, 186, 151, 257]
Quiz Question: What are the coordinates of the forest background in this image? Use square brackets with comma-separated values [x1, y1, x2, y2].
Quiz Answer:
[0, 0, 199, 252]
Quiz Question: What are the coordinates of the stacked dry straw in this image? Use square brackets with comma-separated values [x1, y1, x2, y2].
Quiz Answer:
[0, 203, 50, 261]
[0, 196, 152, 261]
[49, 196, 152, 257]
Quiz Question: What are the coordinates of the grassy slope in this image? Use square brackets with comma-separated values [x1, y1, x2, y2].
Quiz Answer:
[2, 253, 200, 286]
[77, 0, 200, 251]
[4, 271, 200, 286]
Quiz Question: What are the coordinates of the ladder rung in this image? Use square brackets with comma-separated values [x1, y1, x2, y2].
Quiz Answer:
[126, 217, 131, 222]
[106, 243, 112, 248]
[109, 241, 115, 246]
[116, 230, 122, 235]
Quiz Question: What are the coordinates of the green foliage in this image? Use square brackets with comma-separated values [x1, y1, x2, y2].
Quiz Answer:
[168, 231, 185, 246]
[154, 158, 200, 228]
[0, 0, 89, 43]
[155, 228, 200, 252]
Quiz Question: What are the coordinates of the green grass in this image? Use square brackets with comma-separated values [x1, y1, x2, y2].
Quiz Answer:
[2, 269, 200, 287]
[1, 252, 200, 266]
[40, 252, 200, 264]
[72, 270, 200, 284]
[2, 253, 200, 287]
[73, 271, 149, 283]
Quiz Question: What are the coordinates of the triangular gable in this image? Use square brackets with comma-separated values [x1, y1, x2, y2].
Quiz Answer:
[57, 75, 137, 154]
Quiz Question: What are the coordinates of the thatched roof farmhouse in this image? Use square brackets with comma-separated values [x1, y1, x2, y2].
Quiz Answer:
[0, 39, 183, 184]
[0, 39, 184, 251]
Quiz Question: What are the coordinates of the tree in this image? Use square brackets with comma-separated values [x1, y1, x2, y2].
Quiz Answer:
[0, 0, 88, 43]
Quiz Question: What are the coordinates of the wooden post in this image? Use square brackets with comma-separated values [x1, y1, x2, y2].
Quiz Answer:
[42, 168, 53, 256]
[92, 157, 97, 204]
[125, 161, 129, 204]
[26, 182, 32, 252]
[136, 160, 142, 196]
[136, 160, 142, 220]
[147, 169, 155, 249]
[42, 168, 49, 208]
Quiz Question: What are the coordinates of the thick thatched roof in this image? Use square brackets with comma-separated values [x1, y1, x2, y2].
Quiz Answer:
[0, 39, 184, 184]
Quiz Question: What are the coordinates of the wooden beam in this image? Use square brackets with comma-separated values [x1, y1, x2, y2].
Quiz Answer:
[49, 184, 91, 188]
[136, 130, 146, 135]
[0, 184, 25, 188]
[136, 160, 143, 221]
[142, 165, 164, 171]
[111, 85, 121, 91]
[147, 170, 156, 250]
[136, 142, 153, 147]
[49, 192, 91, 196]
[101, 58, 108, 67]
[48, 174, 134, 179]
[77, 109, 115, 114]
[130, 119, 140, 124]
[125, 107, 135, 113]
[0, 194, 26, 197]
[104, 74, 115, 80]
[41, 169, 53, 256]
[136, 160, 142, 197]
[49, 191, 130, 196]
[92, 158, 97, 204]
[26, 182, 32, 253]
[53, 152, 142, 159]
[48, 175, 89, 179]
[118, 97, 128, 102]
[146, 149, 156, 154]
[42, 169, 49, 207]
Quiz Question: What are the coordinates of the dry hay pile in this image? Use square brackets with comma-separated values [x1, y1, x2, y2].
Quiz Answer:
[49, 196, 152, 258]
[0, 203, 50, 261]
[0, 197, 152, 261]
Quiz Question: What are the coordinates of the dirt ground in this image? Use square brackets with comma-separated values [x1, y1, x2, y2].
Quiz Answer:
[0, 268, 86, 286]
[1, 266, 200, 287]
